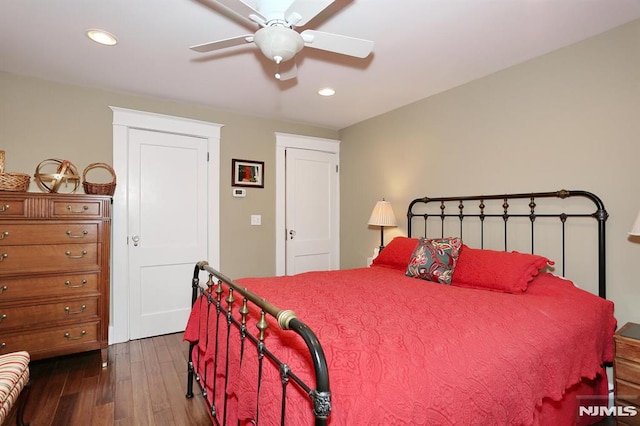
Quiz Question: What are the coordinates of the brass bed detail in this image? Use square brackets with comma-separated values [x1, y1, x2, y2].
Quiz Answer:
[186, 261, 331, 425]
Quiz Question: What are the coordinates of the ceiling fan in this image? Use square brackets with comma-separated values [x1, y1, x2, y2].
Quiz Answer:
[190, 0, 374, 80]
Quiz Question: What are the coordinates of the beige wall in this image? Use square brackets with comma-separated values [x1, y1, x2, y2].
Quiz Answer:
[0, 71, 338, 279]
[2, 18, 639, 330]
[339, 19, 640, 329]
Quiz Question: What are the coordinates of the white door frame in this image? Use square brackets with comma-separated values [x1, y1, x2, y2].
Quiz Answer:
[110, 107, 222, 344]
[275, 132, 340, 276]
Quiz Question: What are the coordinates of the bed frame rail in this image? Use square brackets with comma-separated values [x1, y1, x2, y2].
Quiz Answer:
[186, 261, 331, 426]
[407, 189, 608, 298]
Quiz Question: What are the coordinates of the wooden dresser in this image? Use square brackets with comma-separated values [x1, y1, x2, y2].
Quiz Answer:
[0, 192, 111, 367]
[614, 322, 640, 425]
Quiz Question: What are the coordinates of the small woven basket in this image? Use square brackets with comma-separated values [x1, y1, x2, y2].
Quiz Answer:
[82, 163, 116, 196]
[0, 151, 30, 192]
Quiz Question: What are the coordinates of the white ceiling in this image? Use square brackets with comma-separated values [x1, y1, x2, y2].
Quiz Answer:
[1, 0, 639, 130]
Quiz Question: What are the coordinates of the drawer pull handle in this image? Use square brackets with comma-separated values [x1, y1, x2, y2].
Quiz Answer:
[66, 205, 89, 213]
[66, 230, 88, 239]
[0, 285, 7, 295]
[0, 314, 6, 323]
[0, 253, 7, 262]
[0, 231, 8, 240]
[65, 304, 87, 315]
[0, 205, 9, 213]
[64, 279, 87, 288]
[64, 330, 86, 340]
[65, 250, 87, 259]
[0, 343, 5, 350]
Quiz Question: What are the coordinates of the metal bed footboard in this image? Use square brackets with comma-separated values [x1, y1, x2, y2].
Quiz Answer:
[185, 261, 331, 426]
[407, 189, 609, 298]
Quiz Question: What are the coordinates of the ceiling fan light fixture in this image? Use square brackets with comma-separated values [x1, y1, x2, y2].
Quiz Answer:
[254, 26, 303, 63]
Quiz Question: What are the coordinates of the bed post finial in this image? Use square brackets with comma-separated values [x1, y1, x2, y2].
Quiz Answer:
[215, 279, 223, 302]
[240, 299, 250, 326]
[226, 288, 235, 316]
[257, 311, 268, 341]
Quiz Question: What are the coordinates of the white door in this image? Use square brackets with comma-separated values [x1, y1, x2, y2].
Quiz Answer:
[128, 128, 208, 339]
[285, 148, 339, 274]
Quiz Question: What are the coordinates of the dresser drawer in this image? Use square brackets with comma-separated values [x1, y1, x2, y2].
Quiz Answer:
[0, 273, 99, 301]
[0, 243, 99, 274]
[617, 378, 640, 405]
[51, 199, 104, 219]
[0, 321, 100, 358]
[0, 222, 99, 246]
[617, 358, 640, 384]
[0, 199, 26, 218]
[0, 297, 98, 330]
[618, 339, 640, 364]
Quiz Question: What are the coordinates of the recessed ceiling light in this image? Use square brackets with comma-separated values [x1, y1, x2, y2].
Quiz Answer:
[318, 87, 336, 97]
[86, 29, 118, 46]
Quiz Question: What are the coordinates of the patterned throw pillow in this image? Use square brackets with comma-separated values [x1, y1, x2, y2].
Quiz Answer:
[405, 237, 463, 284]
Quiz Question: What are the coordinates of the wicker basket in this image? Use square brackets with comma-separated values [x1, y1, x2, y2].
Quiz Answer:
[0, 151, 30, 192]
[82, 163, 116, 196]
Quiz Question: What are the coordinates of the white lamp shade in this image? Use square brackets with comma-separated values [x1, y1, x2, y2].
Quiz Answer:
[629, 209, 640, 236]
[253, 26, 304, 63]
[368, 200, 397, 227]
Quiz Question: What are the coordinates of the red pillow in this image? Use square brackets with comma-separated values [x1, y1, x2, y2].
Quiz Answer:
[451, 245, 553, 294]
[371, 237, 419, 271]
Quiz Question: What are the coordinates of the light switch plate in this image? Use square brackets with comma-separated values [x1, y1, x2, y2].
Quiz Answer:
[251, 214, 261, 225]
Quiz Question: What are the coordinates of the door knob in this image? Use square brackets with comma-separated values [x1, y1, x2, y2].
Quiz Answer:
[132, 235, 140, 247]
[289, 230, 296, 240]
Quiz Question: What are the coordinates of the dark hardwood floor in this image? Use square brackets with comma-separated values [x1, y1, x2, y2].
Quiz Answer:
[4, 333, 619, 426]
[4, 332, 211, 426]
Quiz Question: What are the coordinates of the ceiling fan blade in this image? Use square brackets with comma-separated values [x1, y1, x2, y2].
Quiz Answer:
[212, 0, 265, 24]
[275, 61, 297, 81]
[301, 30, 374, 58]
[190, 34, 254, 53]
[285, 0, 334, 27]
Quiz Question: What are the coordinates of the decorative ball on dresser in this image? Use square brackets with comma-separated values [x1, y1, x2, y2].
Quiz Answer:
[34, 158, 81, 193]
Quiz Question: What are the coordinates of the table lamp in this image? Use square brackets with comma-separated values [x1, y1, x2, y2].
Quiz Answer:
[368, 199, 397, 252]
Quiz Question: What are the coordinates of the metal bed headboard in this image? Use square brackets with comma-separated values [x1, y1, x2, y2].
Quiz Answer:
[407, 190, 608, 298]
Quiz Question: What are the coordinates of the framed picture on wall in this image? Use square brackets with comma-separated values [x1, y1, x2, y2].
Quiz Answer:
[232, 159, 264, 188]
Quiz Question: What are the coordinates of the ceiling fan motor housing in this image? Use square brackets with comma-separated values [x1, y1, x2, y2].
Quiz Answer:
[254, 26, 304, 63]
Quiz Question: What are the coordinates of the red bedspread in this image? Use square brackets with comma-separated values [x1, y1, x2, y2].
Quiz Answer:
[184, 267, 615, 425]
